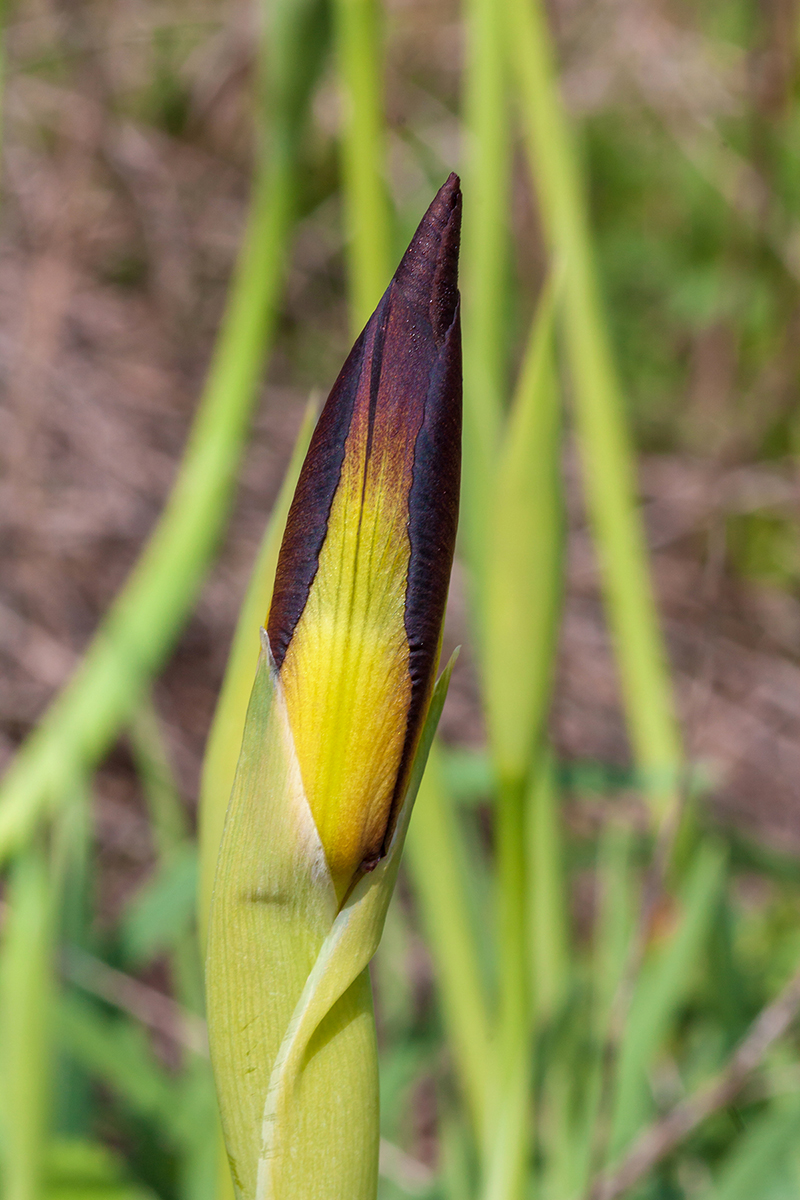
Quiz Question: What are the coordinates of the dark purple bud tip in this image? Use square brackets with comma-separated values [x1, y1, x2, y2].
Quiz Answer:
[394, 172, 462, 344]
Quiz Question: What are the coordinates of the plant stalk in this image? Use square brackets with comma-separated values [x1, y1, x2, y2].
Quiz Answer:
[333, 0, 392, 330]
[459, 0, 510, 603]
[505, 0, 681, 814]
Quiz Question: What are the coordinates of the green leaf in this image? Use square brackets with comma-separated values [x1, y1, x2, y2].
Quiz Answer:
[506, 0, 682, 811]
[526, 751, 568, 1021]
[702, 1096, 800, 1200]
[404, 743, 492, 1145]
[609, 841, 728, 1157]
[439, 748, 494, 806]
[55, 994, 180, 1137]
[484, 275, 563, 785]
[459, 0, 511, 596]
[121, 845, 198, 965]
[0, 847, 55, 1200]
[45, 1139, 156, 1200]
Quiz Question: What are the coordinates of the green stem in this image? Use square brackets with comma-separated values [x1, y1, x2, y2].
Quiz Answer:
[129, 699, 189, 857]
[527, 751, 567, 1024]
[484, 277, 562, 784]
[405, 746, 492, 1146]
[505, 0, 681, 814]
[572, 823, 636, 1196]
[130, 698, 204, 1016]
[459, 0, 510, 604]
[482, 775, 530, 1200]
[0, 847, 54, 1200]
[497, 777, 528, 1053]
[480, 284, 563, 1197]
[333, 0, 392, 330]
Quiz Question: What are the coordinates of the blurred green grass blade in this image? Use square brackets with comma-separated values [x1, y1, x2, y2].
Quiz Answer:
[372, 897, 416, 1041]
[57, 993, 220, 1200]
[527, 751, 567, 1022]
[0, 0, 329, 863]
[504, 0, 681, 813]
[129, 697, 205, 1014]
[609, 841, 727, 1158]
[172, 1059, 222, 1200]
[487, 773, 529, 1200]
[56, 993, 182, 1137]
[481, 1046, 530, 1200]
[197, 399, 316, 948]
[439, 1109, 478, 1200]
[46, 1138, 157, 1200]
[483, 281, 563, 1200]
[333, 0, 392, 330]
[568, 823, 636, 1196]
[440, 747, 494, 806]
[537, 1055, 576, 1200]
[701, 1096, 800, 1200]
[459, 0, 510, 595]
[0, 847, 54, 1200]
[593, 826, 637, 1031]
[129, 699, 189, 857]
[405, 745, 492, 1146]
[51, 782, 95, 1145]
[485, 275, 562, 783]
[121, 843, 198, 966]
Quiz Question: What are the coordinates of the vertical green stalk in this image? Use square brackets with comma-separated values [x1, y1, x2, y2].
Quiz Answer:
[520, 756, 569, 1200]
[481, 283, 563, 1199]
[484, 279, 562, 786]
[51, 780, 94, 1145]
[527, 752, 567, 1023]
[505, 0, 681, 814]
[130, 699, 219, 1200]
[0, 847, 54, 1200]
[130, 699, 203, 1013]
[405, 748, 492, 1146]
[459, 0, 511, 601]
[0, 0, 329, 863]
[483, 775, 530, 1200]
[332, 0, 392, 329]
[131, 699, 189, 857]
[0, 777, 89, 1200]
[570, 823, 636, 1196]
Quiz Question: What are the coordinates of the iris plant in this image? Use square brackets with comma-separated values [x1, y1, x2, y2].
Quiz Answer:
[206, 175, 462, 1200]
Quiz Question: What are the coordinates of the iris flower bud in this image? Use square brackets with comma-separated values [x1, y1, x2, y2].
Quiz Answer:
[267, 172, 462, 900]
[207, 175, 461, 1200]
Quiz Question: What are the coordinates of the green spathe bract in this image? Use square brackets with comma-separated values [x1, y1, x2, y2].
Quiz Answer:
[206, 639, 456, 1200]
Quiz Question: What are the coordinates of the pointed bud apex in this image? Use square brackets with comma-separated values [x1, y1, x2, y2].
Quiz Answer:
[267, 174, 462, 898]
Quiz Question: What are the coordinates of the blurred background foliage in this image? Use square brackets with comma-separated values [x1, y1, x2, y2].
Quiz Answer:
[3, 0, 800, 1198]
